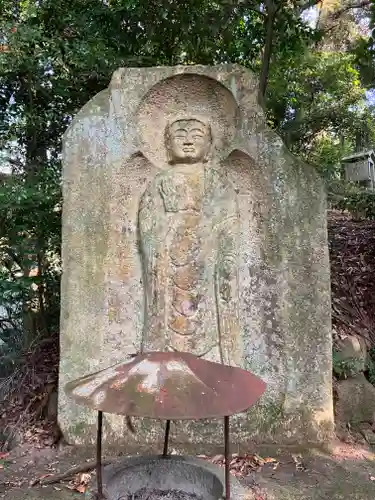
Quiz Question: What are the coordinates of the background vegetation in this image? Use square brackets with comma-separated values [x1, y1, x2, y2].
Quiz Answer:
[0, 0, 374, 391]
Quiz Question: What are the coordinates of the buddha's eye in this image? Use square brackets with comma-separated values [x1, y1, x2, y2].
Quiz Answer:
[190, 128, 204, 135]
[172, 128, 187, 138]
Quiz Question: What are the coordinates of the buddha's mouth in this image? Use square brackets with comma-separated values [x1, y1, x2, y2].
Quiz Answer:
[182, 147, 195, 153]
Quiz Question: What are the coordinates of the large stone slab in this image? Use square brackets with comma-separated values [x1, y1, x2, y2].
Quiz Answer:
[59, 64, 333, 447]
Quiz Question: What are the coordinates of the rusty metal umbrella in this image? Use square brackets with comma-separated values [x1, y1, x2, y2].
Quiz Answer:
[65, 351, 266, 500]
[65, 351, 266, 419]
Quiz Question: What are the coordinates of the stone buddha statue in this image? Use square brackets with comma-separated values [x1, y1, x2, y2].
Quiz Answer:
[138, 117, 241, 365]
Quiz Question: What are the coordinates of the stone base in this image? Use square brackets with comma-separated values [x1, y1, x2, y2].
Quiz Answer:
[62, 406, 334, 452]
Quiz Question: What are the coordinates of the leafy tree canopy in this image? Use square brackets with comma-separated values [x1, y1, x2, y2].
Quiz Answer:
[0, 0, 375, 370]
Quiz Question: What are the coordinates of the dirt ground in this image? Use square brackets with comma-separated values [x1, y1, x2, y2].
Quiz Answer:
[243, 441, 375, 499]
[1, 440, 375, 500]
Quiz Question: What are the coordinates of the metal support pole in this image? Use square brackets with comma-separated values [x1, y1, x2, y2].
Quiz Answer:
[224, 415, 230, 500]
[163, 420, 171, 457]
[97, 410, 103, 498]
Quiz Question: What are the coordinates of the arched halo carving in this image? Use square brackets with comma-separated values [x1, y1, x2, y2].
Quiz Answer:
[135, 73, 240, 169]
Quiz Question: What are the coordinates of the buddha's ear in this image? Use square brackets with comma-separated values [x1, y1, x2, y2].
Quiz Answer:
[203, 123, 213, 163]
[203, 151, 212, 163]
[166, 146, 173, 164]
[164, 122, 173, 164]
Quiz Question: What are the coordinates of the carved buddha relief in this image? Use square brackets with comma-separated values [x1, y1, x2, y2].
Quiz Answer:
[138, 116, 241, 365]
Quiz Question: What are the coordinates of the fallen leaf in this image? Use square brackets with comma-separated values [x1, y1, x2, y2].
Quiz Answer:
[79, 472, 91, 484]
[253, 454, 265, 465]
[292, 454, 306, 471]
[39, 474, 53, 480]
[75, 484, 86, 493]
[263, 457, 277, 463]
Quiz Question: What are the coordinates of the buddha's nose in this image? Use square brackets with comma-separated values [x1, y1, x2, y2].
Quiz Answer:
[183, 139, 193, 145]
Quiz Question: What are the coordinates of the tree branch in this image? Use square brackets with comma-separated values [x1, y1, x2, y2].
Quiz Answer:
[331, 0, 370, 19]
[3, 248, 22, 270]
[258, 0, 281, 101]
[220, 1, 266, 18]
[247, 6, 266, 17]
[34, 459, 115, 486]
[3, 157, 24, 170]
[300, 0, 324, 9]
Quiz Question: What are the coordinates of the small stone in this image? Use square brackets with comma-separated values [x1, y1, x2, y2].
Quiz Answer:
[361, 429, 375, 445]
[336, 374, 375, 425]
[336, 335, 367, 374]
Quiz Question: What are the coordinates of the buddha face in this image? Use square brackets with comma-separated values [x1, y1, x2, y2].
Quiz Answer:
[166, 119, 211, 164]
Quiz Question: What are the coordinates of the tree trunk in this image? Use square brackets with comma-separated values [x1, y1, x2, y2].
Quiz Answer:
[258, 0, 278, 104]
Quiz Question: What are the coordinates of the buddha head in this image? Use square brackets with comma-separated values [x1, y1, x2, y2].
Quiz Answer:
[165, 118, 212, 164]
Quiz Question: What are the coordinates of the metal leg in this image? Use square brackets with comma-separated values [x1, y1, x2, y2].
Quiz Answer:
[97, 411, 103, 498]
[163, 420, 171, 457]
[224, 416, 230, 500]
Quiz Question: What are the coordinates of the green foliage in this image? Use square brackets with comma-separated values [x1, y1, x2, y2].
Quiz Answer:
[368, 347, 375, 386]
[308, 135, 351, 180]
[267, 50, 371, 154]
[0, 0, 375, 380]
[352, 37, 375, 89]
[332, 350, 364, 379]
[0, 1, 318, 377]
[0, 166, 61, 376]
[333, 184, 375, 220]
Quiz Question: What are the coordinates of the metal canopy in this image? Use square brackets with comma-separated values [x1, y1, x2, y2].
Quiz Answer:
[65, 351, 266, 420]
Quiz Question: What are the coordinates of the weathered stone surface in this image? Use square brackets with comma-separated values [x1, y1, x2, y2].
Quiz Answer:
[361, 428, 375, 445]
[59, 65, 333, 446]
[138, 116, 241, 364]
[335, 374, 375, 424]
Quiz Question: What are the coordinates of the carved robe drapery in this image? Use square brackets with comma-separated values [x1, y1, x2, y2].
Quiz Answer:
[138, 163, 241, 366]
